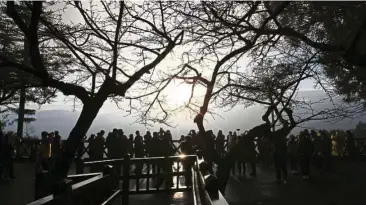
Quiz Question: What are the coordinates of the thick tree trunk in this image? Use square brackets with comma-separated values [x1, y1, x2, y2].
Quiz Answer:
[195, 116, 206, 136]
[51, 98, 106, 180]
[17, 86, 25, 138]
[17, 38, 28, 139]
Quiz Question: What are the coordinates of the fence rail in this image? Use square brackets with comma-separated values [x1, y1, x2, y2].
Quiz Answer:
[29, 154, 230, 205]
[29, 169, 118, 205]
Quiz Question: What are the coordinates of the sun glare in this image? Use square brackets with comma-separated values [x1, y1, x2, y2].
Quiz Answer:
[166, 83, 193, 106]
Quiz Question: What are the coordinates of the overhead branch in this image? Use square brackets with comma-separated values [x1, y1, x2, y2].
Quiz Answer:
[229, 93, 272, 105]
[6, 2, 29, 35]
[0, 57, 90, 103]
[111, 1, 125, 79]
[113, 31, 184, 96]
[28, 2, 49, 77]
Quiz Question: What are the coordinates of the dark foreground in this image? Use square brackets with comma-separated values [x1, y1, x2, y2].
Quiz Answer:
[1, 159, 366, 205]
[225, 159, 366, 205]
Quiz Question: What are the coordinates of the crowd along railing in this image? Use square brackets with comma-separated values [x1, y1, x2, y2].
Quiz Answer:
[16, 136, 366, 161]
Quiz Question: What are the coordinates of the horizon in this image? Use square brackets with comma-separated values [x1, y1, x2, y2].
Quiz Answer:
[4, 90, 364, 139]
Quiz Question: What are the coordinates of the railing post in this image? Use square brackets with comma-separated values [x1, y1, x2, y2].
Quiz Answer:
[122, 154, 130, 205]
[103, 165, 119, 190]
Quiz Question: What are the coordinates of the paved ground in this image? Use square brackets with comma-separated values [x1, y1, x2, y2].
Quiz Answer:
[225, 159, 366, 205]
[2, 159, 366, 205]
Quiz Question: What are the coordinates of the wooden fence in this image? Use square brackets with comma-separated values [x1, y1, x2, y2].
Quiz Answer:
[27, 154, 229, 205]
[28, 168, 118, 205]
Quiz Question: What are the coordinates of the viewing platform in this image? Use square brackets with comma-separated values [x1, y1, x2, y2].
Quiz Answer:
[2, 157, 366, 205]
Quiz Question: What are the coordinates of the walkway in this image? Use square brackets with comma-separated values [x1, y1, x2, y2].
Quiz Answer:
[225, 159, 366, 205]
[2, 159, 366, 205]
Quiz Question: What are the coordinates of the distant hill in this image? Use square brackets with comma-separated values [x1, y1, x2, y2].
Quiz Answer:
[4, 90, 366, 139]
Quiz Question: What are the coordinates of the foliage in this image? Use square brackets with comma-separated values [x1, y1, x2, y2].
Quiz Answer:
[275, 2, 366, 104]
[0, 2, 70, 107]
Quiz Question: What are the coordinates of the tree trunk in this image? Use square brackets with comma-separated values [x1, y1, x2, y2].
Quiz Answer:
[51, 98, 106, 180]
[17, 86, 25, 138]
[195, 115, 205, 135]
[17, 38, 28, 139]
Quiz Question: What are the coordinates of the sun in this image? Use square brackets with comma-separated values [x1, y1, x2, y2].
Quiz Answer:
[165, 83, 193, 107]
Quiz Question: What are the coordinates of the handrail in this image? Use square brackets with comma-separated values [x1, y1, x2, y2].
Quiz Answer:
[84, 155, 197, 165]
[28, 173, 113, 205]
[196, 159, 214, 205]
[192, 165, 202, 205]
[101, 190, 122, 205]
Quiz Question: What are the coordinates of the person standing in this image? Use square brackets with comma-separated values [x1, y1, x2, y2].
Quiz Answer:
[134, 131, 144, 175]
[298, 131, 313, 179]
[228, 131, 237, 174]
[237, 135, 246, 176]
[144, 131, 152, 157]
[106, 129, 119, 159]
[128, 134, 134, 157]
[273, 133, 288, 184]
[156, 131, 174, 188]
[87, 134, 95, 158]
[117, 129, 128, 157]
[346, 130, 357, 159]
[89, 131, 105, 172]
[241, 134, 257, 177]
[287, 135, 299, 173]
[181, 136, 194, 186]
[35, 131, 51, 173]
[216, 130, 225, 159]
[150, 132, 161, 181]
[321, 130, 332, 174]
[204, 130, 215, 173]
[52, 131, 62, 158]
[2, 133, 15, 180]
[312, 130, 323, 170]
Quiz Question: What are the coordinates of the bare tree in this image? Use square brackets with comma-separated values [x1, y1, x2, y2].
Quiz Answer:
[161, 2, 291, 134]
[0, 1, 184, 179]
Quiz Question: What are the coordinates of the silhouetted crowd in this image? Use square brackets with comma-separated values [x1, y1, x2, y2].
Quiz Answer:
[34, 131, 63, 173]
[231, 129, 360, 184]
[0, 126, 362, 186]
